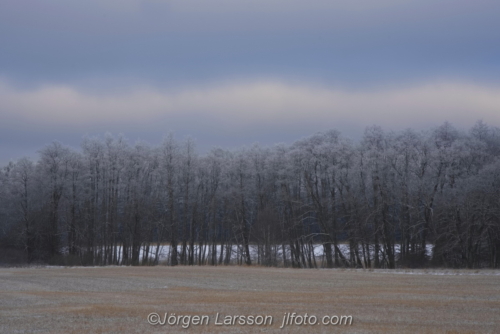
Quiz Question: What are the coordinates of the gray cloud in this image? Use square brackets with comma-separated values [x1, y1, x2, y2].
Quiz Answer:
[1, 0, 498, 90]
[3, 1, 498, 34]
[1, 0, 499, 163]
[2, 79, 499, 130]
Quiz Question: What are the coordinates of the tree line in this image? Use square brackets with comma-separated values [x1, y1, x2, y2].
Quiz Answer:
[1, 121, 500, 268]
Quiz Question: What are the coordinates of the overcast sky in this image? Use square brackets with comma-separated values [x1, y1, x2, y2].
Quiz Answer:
[1, 0, 499, 163]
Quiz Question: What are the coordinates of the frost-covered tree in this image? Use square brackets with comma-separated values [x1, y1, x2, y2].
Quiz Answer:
[1, 122, 500, 268]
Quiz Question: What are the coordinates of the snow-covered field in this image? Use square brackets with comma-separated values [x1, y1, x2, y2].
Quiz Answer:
[1, 266, 499, 334]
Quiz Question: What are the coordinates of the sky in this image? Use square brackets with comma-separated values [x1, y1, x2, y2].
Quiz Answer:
[1, 0, 500, 163]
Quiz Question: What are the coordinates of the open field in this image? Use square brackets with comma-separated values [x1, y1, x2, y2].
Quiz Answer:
[1, 266, 499, 333]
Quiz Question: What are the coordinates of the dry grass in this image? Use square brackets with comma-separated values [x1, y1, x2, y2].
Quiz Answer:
[1, 266, 499, 333]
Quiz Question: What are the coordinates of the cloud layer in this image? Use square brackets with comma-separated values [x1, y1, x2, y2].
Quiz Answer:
[2, 80, 499, 133]
[1, 1, 499, 162]
[1, 0, 499, 88]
